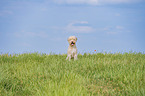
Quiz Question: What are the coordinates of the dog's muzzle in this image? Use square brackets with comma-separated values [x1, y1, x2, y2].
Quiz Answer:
[71, 42, 75, 45]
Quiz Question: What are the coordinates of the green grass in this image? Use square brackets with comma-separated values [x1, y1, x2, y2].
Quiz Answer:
[0, 52, 144, 96]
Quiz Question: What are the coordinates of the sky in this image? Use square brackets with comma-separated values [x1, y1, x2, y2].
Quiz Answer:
[0, 0, 145, 54]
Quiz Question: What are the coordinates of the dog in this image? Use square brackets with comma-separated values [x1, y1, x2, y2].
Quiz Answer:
[66, 36, 78, 61]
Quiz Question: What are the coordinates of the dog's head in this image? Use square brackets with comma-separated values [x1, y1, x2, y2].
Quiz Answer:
[68, 36, 77, 46]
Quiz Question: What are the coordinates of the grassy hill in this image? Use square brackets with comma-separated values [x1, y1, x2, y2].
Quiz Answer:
[0, 52, 144, 96]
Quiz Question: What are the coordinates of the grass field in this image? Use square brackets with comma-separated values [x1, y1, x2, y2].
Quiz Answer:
[0, 52, 144, 96]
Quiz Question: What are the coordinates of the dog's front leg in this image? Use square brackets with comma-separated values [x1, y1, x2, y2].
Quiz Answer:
[74, 54, 77, 60]
[68, 55, 71, 61]
[66, 56, 68, 60]
[66, 54, 71, 61]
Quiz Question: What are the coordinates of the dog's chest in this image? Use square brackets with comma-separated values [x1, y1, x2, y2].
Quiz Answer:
[71, 48, 76, 54]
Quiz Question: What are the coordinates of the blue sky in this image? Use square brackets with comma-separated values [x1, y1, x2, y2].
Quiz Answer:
[0, 0, 145, 54]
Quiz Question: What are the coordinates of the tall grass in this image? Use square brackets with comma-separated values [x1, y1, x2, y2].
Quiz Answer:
[0, 52, 144, 96]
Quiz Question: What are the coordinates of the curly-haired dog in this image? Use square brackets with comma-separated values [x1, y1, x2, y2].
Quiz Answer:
[66, 36, 78, 61]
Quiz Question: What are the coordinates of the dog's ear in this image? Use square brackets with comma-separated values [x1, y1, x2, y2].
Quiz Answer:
[76, 37, 77, 41]
[67, 37, 70, 41]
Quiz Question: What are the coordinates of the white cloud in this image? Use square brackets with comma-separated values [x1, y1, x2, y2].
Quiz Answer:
[14, 30, 48, 38]
[115, 13, 121, 17]
[54, 0, 99, 5]
[64, 21, 95, 33]
[52, 23, 130, 34]
[53, 0, 143, 5]
[99, 0, 142, 4]
[116, 26, 124, 30]
[0, 10, 13, 16]
[103, 25, 130, 35]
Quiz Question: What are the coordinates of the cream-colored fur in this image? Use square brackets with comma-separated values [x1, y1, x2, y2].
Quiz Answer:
[66, 36, 78, 61]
